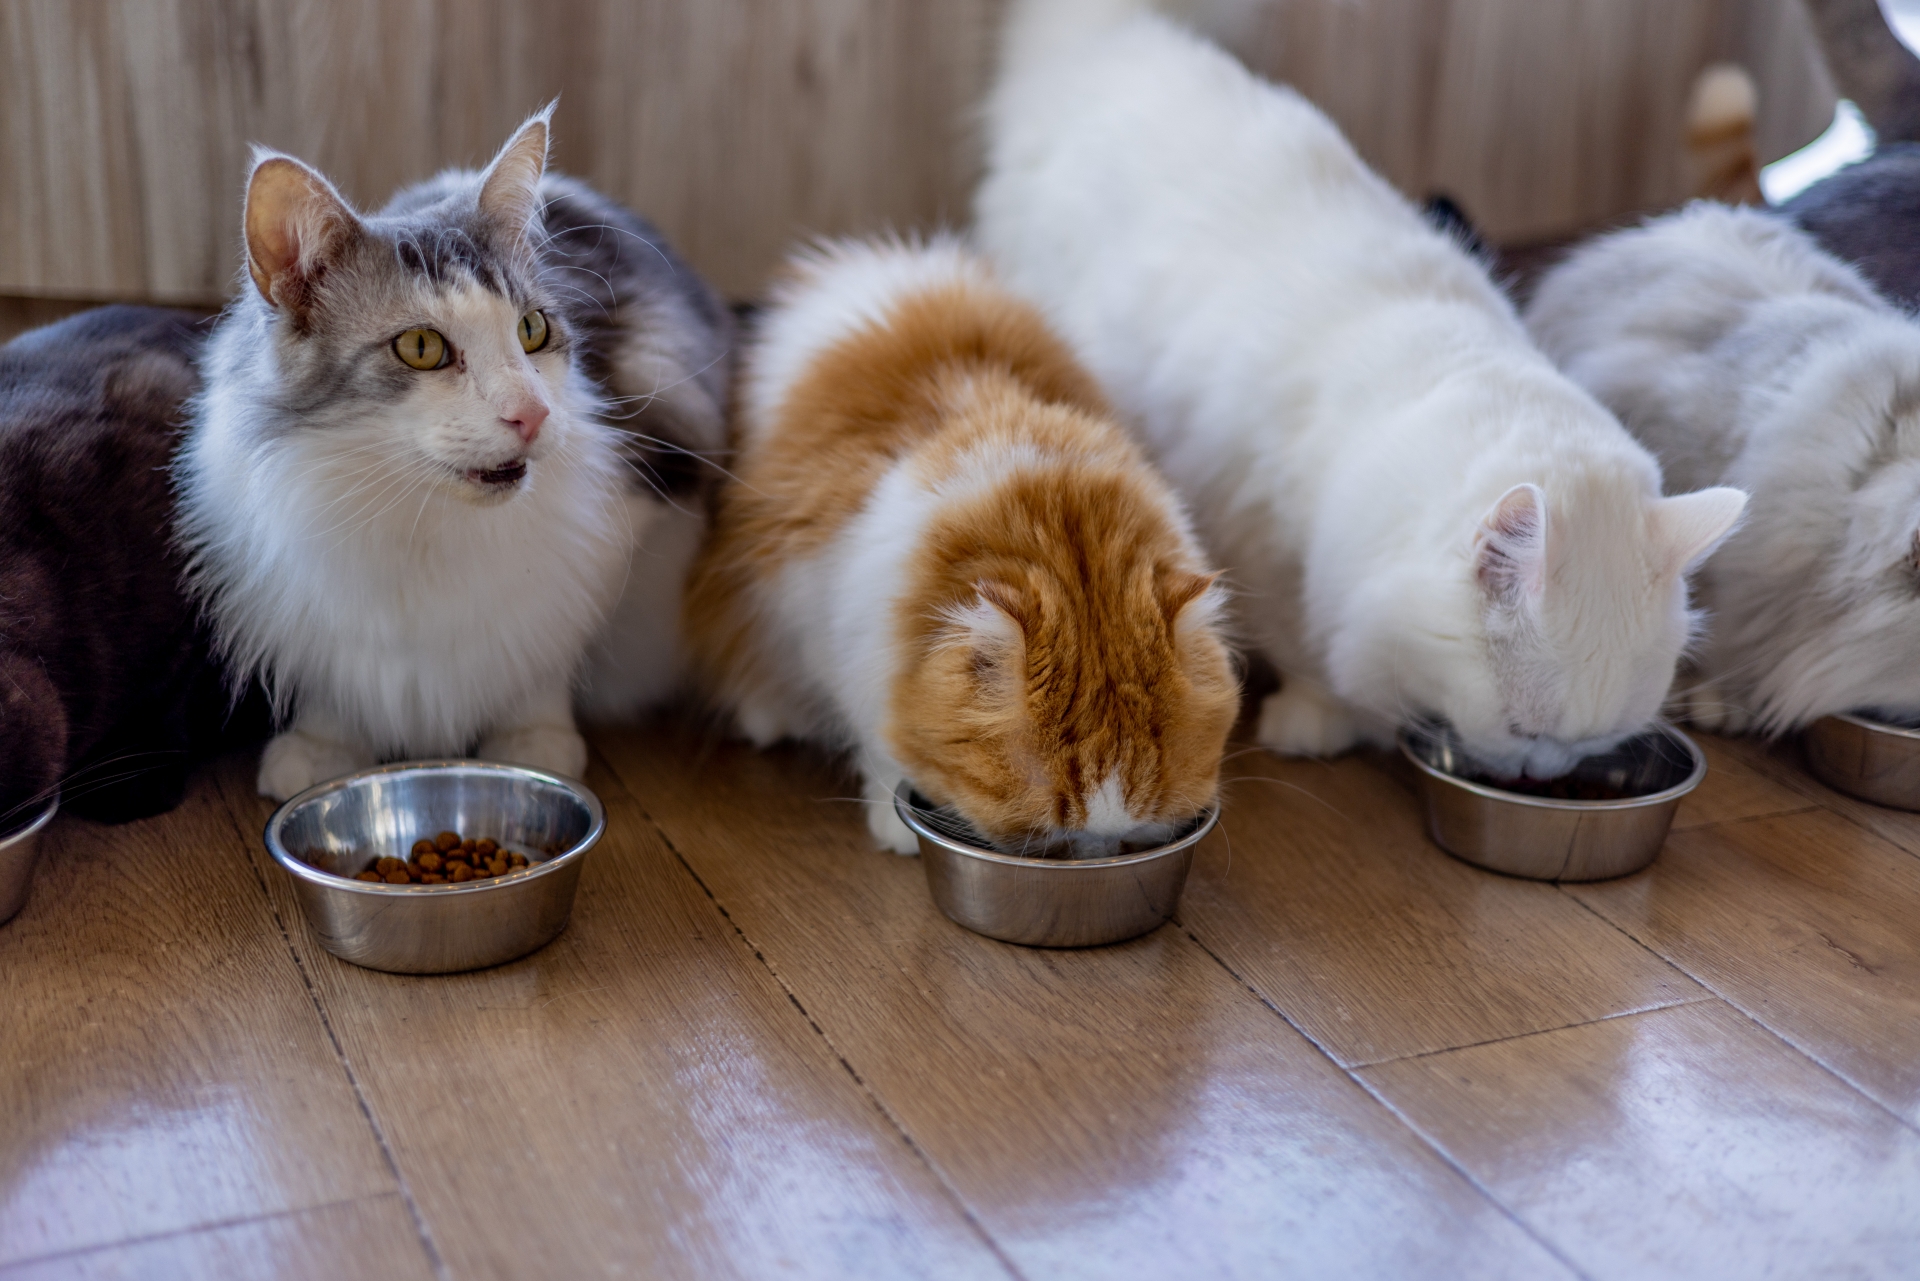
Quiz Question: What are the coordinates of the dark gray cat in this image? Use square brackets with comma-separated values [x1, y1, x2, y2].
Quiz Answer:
[0, 307, 266, 833]
[1779, 143, 1920, 307]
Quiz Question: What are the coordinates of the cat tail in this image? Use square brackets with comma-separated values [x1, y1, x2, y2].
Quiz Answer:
[1686, 63, 1764, 205]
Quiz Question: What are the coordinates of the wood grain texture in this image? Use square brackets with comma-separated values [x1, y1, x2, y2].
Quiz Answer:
[592, 722, 1576, 1280]
[0, 1196, 435, 1281]
[1669, 731, 1821, 831]
[0, 781, 398, 1267]
[1568, 805, 1920, 1126]
[0, 0, 1833, 303]
[210, 755, 1008, 1281]
[1173, 747, 1703, 1067]
[1360, 1001, 1920, 1281]
[1711, 730, 1920, 862]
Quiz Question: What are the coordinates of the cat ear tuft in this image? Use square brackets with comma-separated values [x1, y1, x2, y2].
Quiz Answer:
[477, 103, 554, 242]
[1474, 482, 1548, 605]
[243, 152, 360, 311]
[1651, 486, 1747, 577]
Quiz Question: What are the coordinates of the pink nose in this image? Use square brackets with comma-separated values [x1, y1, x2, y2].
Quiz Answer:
[504, 400, 549, 445]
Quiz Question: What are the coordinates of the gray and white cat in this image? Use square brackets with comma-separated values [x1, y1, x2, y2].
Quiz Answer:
[1528, 202, 1920, 732]
[178, 108, 729, 799]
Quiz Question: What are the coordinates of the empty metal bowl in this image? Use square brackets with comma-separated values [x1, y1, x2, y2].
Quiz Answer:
[893, 783, 1215, 947]
[264, 761, 604, 974]
[1804, 712, 1920, 810]
[1399, 722, 1705, 881]
[0, 796, 58, 926]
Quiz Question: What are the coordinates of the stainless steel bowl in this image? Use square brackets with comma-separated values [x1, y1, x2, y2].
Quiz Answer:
[1804, 712, 1920, 810]
[0, 797, 58, 926]
[893, 783, 1215, 947]
[264, 761, 604, 974]
[1399, 722, 1705, 882]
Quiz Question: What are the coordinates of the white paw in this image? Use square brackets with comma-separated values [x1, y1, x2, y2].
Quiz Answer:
[867, 799, 921, 855]
[1257, 681, 1363, 757]
[478, 724, 589, 779]
[257, 729, 366, 801]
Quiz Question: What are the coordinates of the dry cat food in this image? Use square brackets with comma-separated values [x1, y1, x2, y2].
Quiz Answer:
[352, 830, 531, 885]
[1469, 773, 1637, 802]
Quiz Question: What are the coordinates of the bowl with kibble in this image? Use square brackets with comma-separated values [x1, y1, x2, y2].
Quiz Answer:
[263, 760, 604, 974]
[892, 782, 1217, 947]
[1399, 721, 1705, 882]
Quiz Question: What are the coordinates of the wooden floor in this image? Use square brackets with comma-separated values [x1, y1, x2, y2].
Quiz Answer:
[5, 715, 1920, 1280]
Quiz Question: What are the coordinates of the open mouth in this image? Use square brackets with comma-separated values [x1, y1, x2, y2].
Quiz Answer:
[466, 461, 528, 487]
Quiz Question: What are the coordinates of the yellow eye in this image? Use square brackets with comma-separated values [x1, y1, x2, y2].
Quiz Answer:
[393, 328, 448, 370]
[517, 309, 549, 353]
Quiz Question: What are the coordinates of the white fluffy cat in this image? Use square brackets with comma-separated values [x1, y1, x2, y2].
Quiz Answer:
[1529, 201, 1920, 732]
[974, 0, 1748, 776]
[178, 110, 630, 799]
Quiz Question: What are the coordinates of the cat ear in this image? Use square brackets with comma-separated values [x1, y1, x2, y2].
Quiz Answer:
[1157, 568, 1223, 629]
[939, 581, 1030, 679]
[243, 151, 361, 311]
[1651, 487, 1747, 577]
[477, 103, 554, 241]
[1474, 483, 1548, 605]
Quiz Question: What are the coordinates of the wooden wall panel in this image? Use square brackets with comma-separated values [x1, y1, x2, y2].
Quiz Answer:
[0, 0, 1835, 305]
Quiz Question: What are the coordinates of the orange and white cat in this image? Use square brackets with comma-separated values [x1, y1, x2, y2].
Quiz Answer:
[685, 236, 1237, 854]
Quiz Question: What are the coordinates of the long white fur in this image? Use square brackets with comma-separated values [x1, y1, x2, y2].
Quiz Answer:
[1529, 201, 1920, 732]
[975, 1, 1748, 776]
[733, 235, 1216, 851]
[179, 124, 630, 799]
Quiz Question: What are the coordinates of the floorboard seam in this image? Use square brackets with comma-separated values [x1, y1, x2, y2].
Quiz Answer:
[0, 1193, 405, 1273]
[602, 763, 1028, 1281]
[1175, 923, 1591, 1281]
[219, 774, 451, 1281]
[1346, 997, 1717, 1070]
[1557, 887, 1920, 1139]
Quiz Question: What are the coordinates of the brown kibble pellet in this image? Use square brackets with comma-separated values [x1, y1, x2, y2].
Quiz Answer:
[358, 830, 521, 888]
[417, 851, 443, 872]
[411, 839, 435, 857]
[375, 857, 405, 875]
[508, 852, 528, 868]
[355, 870, 383, 882]
[450, 864, 475, 883]
[474, 839, 498, 857]
[434, 830, 461, 852]
[384, 868, 412, 884]
[485, 857, 506, 876]
[421, 872, 446, 884]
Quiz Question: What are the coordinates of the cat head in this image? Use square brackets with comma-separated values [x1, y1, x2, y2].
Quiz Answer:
[1345, 474, 1746, 778]
[1717, 327, 1920, 729]
[888, 451, 1240, 856]
[234, 106, 572, 504]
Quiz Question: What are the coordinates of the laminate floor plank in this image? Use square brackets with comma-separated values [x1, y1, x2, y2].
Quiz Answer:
[1713, 732, 1920, 862]
[0, 1195, 434, 1281]
[212, 754, 1005, 1281]
[1360, 1002, 1920, 1281]
[1670, 732, 1821, 831]
[1567, 806, 1920, 1127]
[1178, 747, 1703, 1067]
[0, 772, 399, 1267]
[595, 723, 1575, 1281]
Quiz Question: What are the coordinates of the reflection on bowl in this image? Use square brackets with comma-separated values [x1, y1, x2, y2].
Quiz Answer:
[263, 760, 604, 974]
[0, 796, 58, 926]
[1804, 712, 1920, 811]
[893, 784, 1215, 948]
[1399, 722, 1705, 881]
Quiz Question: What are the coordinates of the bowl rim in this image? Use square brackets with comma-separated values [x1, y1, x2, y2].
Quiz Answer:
[1398, 721, 1706, 812]
[263, 759, 605, 896]
[1818, 711, 1920, 741]
[0, 794, 59, 851]
[892, 781, 1217, 869]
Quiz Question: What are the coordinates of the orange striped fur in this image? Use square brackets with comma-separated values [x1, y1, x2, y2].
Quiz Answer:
[684, 238, 1237, 853]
